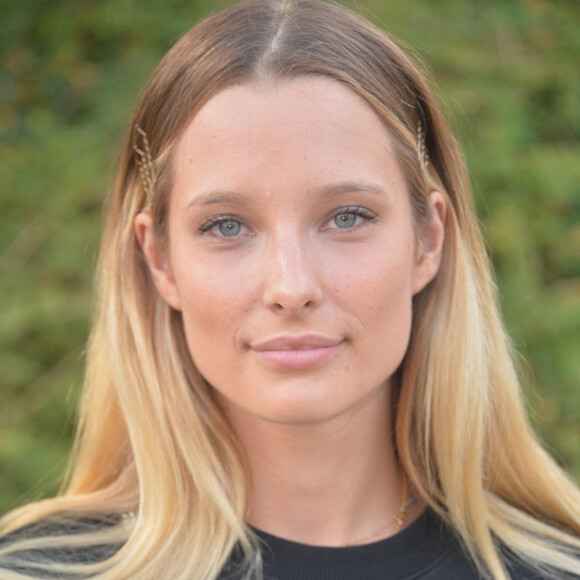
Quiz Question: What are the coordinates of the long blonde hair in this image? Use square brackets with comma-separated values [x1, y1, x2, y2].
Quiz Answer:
[1, 1, 579, 578]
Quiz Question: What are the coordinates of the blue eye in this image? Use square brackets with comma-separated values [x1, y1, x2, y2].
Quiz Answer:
[334, 213, 359, 229]
[328, 207, 375, 230]
[217, 220, 241, 237]
[199, 216, 245, 238]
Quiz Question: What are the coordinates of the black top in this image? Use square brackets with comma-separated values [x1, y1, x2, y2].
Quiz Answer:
[236, 509, 549, 580]
[0, 509, 575, 579]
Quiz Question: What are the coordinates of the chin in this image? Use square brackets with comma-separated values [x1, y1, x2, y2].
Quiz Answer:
[215, 377, 392, 428]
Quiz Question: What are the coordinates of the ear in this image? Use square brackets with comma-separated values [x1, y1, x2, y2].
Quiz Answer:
[412, 190, 446, 295]
[134, 212, 182, 311]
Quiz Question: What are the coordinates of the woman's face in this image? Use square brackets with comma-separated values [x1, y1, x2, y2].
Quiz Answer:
[137, 77, 444, 426]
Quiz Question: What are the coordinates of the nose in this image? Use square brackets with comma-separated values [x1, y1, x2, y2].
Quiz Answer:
[262, 234, 323, 314]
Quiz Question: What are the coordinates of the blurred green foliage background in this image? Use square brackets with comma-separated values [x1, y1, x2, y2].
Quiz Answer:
[1, 0, 579, 515]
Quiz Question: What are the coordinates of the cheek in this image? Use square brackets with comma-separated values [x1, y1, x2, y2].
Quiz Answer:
[169, 251, 256, 361]
[332, 240, 415, 312]
[331, 242, 416, 361]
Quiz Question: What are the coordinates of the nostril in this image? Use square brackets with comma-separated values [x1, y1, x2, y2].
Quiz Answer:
[271, 298, 313, 312]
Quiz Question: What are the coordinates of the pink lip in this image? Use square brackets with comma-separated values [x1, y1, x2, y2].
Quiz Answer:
[251, 335, 343, 369]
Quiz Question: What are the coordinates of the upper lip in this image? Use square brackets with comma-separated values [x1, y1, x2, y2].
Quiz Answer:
[251, 335, 343, 351]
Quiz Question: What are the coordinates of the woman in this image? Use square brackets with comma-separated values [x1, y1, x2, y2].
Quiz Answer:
[0, 0, 579, 578]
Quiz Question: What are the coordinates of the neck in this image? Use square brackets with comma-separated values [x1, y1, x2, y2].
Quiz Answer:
[219, 385, 413, 546]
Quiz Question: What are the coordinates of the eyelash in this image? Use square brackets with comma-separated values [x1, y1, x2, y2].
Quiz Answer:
[326, 206, 376, 230]
[198, 215, 244, 235]
[198, 206, 376, 238]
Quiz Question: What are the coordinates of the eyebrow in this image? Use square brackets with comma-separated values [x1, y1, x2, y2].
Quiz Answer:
[317, 181, 388, 198]
[184, 180, 389, 210]
[185, 190, 248, 209]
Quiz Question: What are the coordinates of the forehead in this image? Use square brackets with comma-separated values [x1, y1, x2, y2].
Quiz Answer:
[171, 76, 408, 205]
[186, 77, 385, 137]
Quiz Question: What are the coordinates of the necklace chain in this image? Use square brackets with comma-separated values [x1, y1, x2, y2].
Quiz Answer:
[122, 482, 416, 546]
[344, 478, 415, 546]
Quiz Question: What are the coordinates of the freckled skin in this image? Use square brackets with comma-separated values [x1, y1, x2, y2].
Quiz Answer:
[138, 77, 442, 427]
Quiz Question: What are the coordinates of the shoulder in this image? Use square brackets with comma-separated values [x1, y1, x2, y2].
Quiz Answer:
[0, 514, 125, 578]
[425, 512, 580, 580]
[366, 509, 579, 580]
[501, 550, 580, 580]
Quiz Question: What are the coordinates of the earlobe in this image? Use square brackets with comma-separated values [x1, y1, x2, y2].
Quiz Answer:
[412, 190, 446, 295]
[134, 212, 182, 311]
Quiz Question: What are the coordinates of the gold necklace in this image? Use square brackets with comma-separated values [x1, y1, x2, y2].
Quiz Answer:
[344, 478, 415, 546]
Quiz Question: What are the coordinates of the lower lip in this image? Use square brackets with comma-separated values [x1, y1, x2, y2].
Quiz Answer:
[254, 343, 343, 369]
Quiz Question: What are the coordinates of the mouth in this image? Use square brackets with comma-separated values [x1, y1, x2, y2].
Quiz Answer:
[251, 335, 344, 370]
